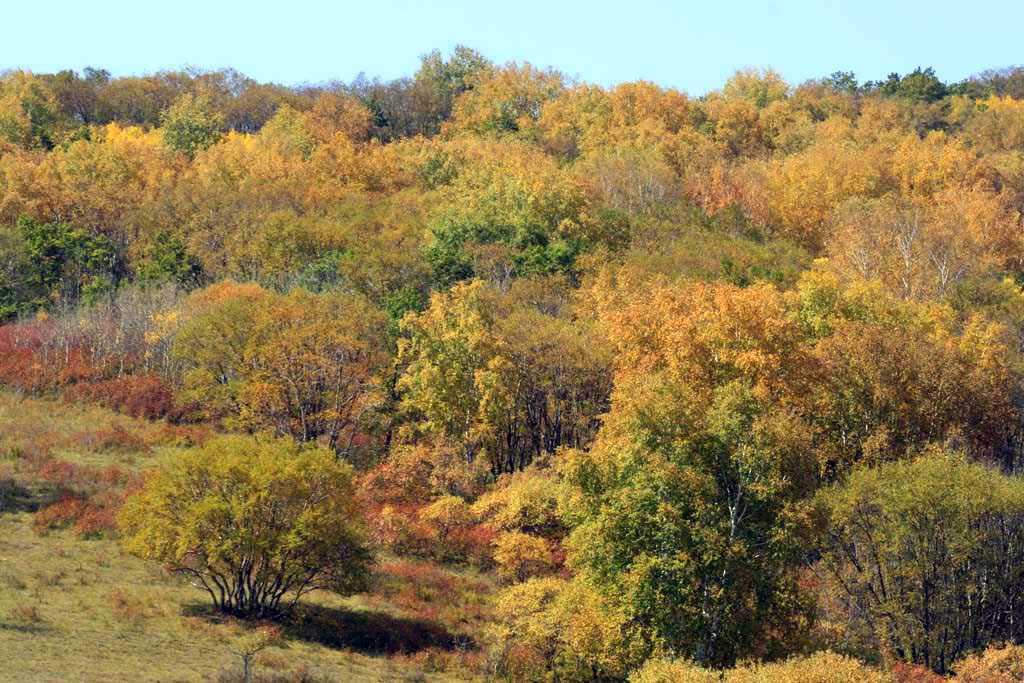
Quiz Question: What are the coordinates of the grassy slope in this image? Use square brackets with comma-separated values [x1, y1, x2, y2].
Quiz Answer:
[0, 392, 478, 683]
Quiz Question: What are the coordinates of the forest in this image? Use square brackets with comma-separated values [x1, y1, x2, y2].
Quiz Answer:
[2, 50, 1024, 682]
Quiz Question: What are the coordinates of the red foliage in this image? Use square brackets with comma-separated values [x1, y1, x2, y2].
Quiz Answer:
[372, 560, 491, 628]
[0, 321, 172, 420]
[63, 375, 173, 419]
[32, 490, 124, 539]
[74, 504, 117, 538]
[37, 458, 79, 485]
[33, 454, 132, 490]
[891, 662, 946, 683]
[32, 495, 90, 535]
[448, 523, 498, 568]
[359, 457, 435, 508]
[0, 321, 92, 393]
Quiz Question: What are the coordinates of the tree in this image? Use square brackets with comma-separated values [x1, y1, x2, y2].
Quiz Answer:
[398, 279, 611, 473]
[892, 67, 948, 103]
[721, 67, 789, 109]
[0, 71, 59, 149]
[119, 435, 372, 619]
[448, 62, 565, 136]
[135, 231, 202, 287]
[160, 92, 224, 157]
[172, 287, 386, 454]
[412, 45, 492, 136]
[564, 281, 818, 667]
[17, 215, 119, 307]
[816, 451, 1024, 673]
[791, 270, 1019, 474]
[43, 67, 109, 125]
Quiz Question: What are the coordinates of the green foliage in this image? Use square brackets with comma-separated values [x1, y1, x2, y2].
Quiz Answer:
[160, 92, 224, 157]
[871, 67, 948, 102]
[817, 451, 1024, 672]
[565, 379, 817, 667]
[136, 231, 202, 288]
[16, 215, 119, 308]
[295, 250, 347, 294]
[413, 46, 492, 136]
[118, 434, 372, 619]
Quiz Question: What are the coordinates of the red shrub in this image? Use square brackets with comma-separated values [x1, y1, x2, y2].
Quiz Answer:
[37, 459, 80, 486]
[32, 495, 89, 535]
[63, 375, 173, 419]
[32, 491, 121, 539]
[448, 523, 498, 568]
[75, 505, 117, 538]
[891, 662, 946, 683]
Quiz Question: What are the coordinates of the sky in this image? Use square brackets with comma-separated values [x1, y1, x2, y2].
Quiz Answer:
[3, 0, 1023, 94]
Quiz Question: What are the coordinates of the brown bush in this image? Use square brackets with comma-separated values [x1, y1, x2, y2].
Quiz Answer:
[63, 375, 173, 419]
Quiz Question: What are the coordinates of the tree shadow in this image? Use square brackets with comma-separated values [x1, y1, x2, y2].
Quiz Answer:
[0, 479, 44, 514]
[182, 601, 464, 655]
[284, 603, 463, 655]
[0, 621, 55, 635]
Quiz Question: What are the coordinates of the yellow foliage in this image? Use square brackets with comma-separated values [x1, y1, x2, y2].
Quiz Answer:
[630, 652, 895, 683]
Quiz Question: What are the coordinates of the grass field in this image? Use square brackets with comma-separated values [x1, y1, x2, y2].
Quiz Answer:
[0, 392, 485, 683]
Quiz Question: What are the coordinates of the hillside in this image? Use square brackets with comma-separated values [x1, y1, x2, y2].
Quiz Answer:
[3, 55, 1024, 682]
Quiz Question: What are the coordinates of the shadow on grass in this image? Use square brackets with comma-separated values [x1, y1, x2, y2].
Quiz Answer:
[285, 603, 461, 654]
[0, 621, 55, 635]
[182, 601, 462, 655]
[0, 479, 40, 514]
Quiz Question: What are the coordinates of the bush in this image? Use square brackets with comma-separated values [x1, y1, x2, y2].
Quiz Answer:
[63, 375, 173, 419]
[492, 531, 553, 582]
[630, 651, 895, 683]
[119, 435, 372, 619]
[32, 493, 119, 539]
[954, 643, 1024, 683]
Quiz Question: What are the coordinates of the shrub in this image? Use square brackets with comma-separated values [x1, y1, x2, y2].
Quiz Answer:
[629, 659, 720, 683]
[492, 531, 553, 583]
[119, 435, 372, 619]
[630, 651, 895, 683]
[32, 495, 89, 535]
[32, 493, 119, 539]
[954, 643, 1024, 683]
[64, 375, 173, 419]
[892, 662, 946, 683]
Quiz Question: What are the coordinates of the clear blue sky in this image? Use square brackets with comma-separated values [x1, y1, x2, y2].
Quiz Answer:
[2, 0, 1022, 94]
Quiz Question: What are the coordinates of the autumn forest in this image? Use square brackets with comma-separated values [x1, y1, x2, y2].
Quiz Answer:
[3, 52, 1024, 682]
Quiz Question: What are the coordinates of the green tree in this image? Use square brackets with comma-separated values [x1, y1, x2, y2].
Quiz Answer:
[17, 216, 119, 307]
[119, 435, 372, 619]
[816, 451, 1024, 673]
[136, 231, 202, 288]
[160, 92, 224, 157]
[563, 281, 818, 667]
[412, 45, 492, 135]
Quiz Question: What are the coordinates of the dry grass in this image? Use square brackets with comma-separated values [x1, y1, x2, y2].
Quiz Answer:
[0, 391, 480, 683]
